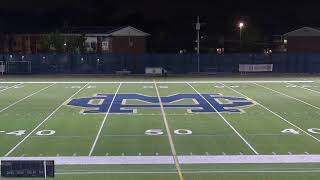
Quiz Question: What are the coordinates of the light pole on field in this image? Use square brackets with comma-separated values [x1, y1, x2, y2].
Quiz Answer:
[195, 16, 201, 73]
[239, 22, 244, 48]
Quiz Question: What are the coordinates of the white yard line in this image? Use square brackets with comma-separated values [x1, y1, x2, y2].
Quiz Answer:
[88, 83, 122, 156]
[0, 83, 56, 113]
[154, 81, 184, 180]
[56, 170, 320, 175]
[4, 83, 89, 157]
[0, 83, 23, 93]
[3, 155, 320, 165]
[286, 82, 320, 95]
[254, 83, 320, 111]
[187, 82, 259, 155]
[222, 83, 320, 144]
[0, 81, 313, 84]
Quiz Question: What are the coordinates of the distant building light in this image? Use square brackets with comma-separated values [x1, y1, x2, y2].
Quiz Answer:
[81, 57, 84, 61]
[269, 50, 272, 53]
[9, 55, 13, 58]
[284, 39, 288, 44]
[21, 56, 25, 59]
[64, 42, 67, 46]
[97, 59, 100, 62]
[43, 56, 46, 59]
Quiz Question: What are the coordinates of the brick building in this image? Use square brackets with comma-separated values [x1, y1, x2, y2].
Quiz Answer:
[1, 26, 150, 54]
[283, 27, 320, 53]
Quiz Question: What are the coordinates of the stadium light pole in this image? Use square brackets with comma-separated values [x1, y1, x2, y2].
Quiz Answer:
[196, 16, 201, 73]
[239, 22, 244, 48]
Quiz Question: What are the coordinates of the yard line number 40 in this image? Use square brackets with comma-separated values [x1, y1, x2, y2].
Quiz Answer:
[0, 130, 55, 136]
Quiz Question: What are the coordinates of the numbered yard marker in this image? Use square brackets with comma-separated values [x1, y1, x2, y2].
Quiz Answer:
[281, 129, 300, 135]
[6, 130, 26, 136]
[308, 128, 320, 134]
[145, 129, 164, 136]
[174, 129, 193, 135]
[36, 130, 56, 136]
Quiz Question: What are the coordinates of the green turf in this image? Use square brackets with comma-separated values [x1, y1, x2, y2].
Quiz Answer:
[1, 75, 320, 179]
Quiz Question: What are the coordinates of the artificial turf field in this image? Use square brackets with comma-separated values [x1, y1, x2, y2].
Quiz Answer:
[1, 75, 320, 179]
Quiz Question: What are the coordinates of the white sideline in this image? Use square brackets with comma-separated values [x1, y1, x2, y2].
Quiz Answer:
[0, 83, 56, 113]
[222, 83, 320, 144]
[56, 170, 320, 175]
[88, 83, 122, 156]
[4, 83, 89, 157]
[187, 82, 259, 155]
[0, 81, 314, 84]
[0, 83, 23, 93]
[2, 155, 320, 165]
[254, 83, 320, 111]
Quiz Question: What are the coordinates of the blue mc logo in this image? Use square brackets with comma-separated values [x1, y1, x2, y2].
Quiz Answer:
[66, 94, 255, 114]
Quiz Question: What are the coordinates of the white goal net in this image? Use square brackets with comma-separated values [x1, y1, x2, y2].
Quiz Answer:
[6, 61, 32, 74]
[239, 64, 273, 74]
[145, 67, 164, 75]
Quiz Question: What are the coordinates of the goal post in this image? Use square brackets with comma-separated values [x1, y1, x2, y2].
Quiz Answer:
[6, 61, 32, 74]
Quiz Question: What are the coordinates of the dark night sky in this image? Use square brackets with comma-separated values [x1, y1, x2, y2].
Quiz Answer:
[1, 0, 320, 51]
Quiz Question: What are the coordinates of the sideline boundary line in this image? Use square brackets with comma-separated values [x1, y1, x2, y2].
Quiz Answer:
[222, 83, 320, 144]
[56, 170, 320, 175]
[154, 80, 184, 180]
[88, 83, 122, 156]
[3, 155, 320, 164]
[187, 82, 259, 155]
[0, 83, 56, 113]
[254, 83, 320, 111]
[0, 81, 313, 84]
[4, 83, 89, 157]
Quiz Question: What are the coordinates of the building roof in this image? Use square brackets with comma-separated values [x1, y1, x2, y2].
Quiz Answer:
[283, 27, 320, 37]
[12, 26, 151, 37]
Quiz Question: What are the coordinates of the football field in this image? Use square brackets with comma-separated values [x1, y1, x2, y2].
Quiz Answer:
[1, 76, 320, 179]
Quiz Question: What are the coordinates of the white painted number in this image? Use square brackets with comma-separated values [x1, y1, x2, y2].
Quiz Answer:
[308, 128, 320, 134]
[174, 129, 193, 135]
[36, 130, 56, 136]
[6, 130, 26, 136]
[281, 129, 300, 135]
[145, 129, 193, 136]
[145, 129, 164, 136]
[3, 130, 56, 136]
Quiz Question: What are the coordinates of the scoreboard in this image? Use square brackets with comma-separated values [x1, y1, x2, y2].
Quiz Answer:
[1, 160, 54, 178]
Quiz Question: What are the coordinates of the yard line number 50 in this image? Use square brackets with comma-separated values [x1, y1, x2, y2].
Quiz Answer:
[145, 129, 192, 136]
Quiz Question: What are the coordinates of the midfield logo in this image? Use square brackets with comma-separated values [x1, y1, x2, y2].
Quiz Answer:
[67, 94, 255, 114]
